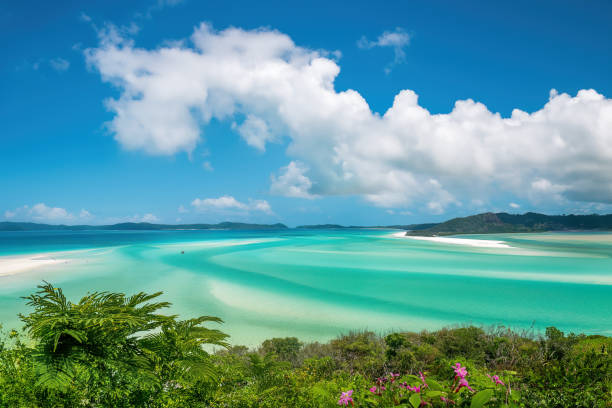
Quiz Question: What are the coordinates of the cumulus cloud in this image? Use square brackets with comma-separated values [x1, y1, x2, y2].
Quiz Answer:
[3, 204, 93, 223]
[191, 195, 273, 215]
[358, 28, 410, 73]
[232, 115, 275, 151]
[509, 202, 521, 209]
[86, 23, 612, 215]
[270, 161, 316, 199]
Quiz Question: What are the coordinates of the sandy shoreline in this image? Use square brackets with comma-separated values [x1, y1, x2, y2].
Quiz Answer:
[0, 253, 68, 277]
[391, 232, 512, 248]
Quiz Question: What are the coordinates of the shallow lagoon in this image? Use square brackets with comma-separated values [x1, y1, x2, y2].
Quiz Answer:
[0, 229, 610, 345]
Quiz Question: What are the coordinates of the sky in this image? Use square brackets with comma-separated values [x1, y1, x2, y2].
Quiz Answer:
[1, 0, 611, 227]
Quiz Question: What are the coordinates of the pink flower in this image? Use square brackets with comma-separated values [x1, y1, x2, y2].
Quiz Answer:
[487, 374, 505, 386]
[453, 363, 468, 379]
[369, 386, 378, 394]
[419, 371, 428, 387]
[390, 372, 400, 382]
[407, 385, 421, 392]
[338, 390, 354, 406]
[455, 378, 474, 393]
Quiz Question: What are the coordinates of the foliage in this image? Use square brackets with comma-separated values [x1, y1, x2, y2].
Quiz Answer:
[0, 283, 610, 408]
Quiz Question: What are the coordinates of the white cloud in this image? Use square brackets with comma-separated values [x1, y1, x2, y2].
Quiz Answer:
[79, 12, 92, 22]
[358, 28, 410, 73]
[109, 213, 160, 223]
[4, 203, 93, 223]
[251, 200, 273, 214]
[509, 202, 520, 209]
[140, 213, 160, 223]
[87, 23, 612, 214]
[202, 161, 213, 171]
[178, 205, 189, 213]
[270, 161, 316, 199]
[233, 114, 275, 151]
[191, 195, 273, 215]
[192, 195, 248, 211]
[49, 57, 70, 71]
[31, 203, 72, 221]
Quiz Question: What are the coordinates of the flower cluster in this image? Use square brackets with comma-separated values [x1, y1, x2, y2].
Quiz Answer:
[452, 363, 474, 392]
[487, 374, 505, 386]
[337, 389, 354, 406]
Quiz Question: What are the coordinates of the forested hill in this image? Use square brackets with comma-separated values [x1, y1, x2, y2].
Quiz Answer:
[295, 223, 439, 230]
[0, 221, 288, 231]
[407, 212, 612, 236]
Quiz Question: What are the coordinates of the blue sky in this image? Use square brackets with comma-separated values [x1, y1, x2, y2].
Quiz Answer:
[1, 0, 611, 226]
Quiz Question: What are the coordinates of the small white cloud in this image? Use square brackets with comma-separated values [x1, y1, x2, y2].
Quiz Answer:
[250, 199, 273, 215]
[386, 209, 395, 215]
[233, 115, 275, 151]
[49, 58, 70, 71]
[105, 213, 160, 224]
[5, 203, 91, 223]
[202, 161, 213, 171]
[191, 195, 273, 215]
[31, 203, 72, 221]
[192, 195, 248, 211]
[79, 12, 92, 22]
[358, 27, 410, 73]
[178, 205, 189, 213]
[270, 161, 316, 199]
[140, 213, 159, 223]
[509, 202, 521, 209]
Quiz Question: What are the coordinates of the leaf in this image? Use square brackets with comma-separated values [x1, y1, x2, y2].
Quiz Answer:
[426, 379, 443, 391]
[409, 393, 421, 408]
[470, 389, 494, 408]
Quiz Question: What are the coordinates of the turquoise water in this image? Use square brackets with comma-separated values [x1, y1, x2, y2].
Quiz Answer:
[0, 229, 611, 345]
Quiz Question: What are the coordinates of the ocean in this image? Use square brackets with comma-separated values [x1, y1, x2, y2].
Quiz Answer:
[0, 229, 610, 345]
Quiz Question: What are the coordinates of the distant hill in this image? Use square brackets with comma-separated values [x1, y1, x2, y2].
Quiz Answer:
[0, 221, 288, 231]
[406, 212, 612, 236]
[295, 223, 439, 230]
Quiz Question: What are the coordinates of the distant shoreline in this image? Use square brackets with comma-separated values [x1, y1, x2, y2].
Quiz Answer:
[390, 231, 513, 248]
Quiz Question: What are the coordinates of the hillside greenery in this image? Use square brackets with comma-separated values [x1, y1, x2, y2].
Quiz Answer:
[0, 283, 610, 407]
[406, 212, 612, 236]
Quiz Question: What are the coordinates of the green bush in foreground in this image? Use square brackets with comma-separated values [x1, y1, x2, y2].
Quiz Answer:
[0, 283, 610, 407]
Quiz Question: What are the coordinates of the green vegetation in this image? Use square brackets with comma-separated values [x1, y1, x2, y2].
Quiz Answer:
[1, 284, 610, 407]
[406, 212, 612, 236]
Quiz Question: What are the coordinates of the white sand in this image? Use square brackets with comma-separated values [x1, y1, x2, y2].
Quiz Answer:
[391, 232, 512, 248]
[0, 253, 68, 277]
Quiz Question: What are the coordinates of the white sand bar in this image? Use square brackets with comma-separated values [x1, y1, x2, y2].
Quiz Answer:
[0, 254, 64, 276]
[391, 232, 512, 248]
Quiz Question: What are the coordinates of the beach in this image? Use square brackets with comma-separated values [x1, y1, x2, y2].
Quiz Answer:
[0, 253, 66, 277]
[390, 231, 512, 248]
